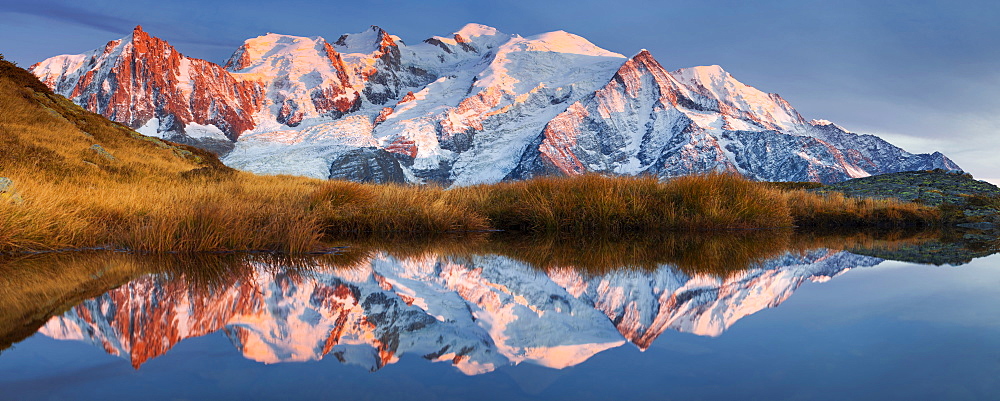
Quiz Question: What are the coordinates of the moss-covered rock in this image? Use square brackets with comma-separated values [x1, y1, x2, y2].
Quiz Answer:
[811, 169, 1000, 230]
[814, 169, 1000, 206]
[90, 144, 116, 161]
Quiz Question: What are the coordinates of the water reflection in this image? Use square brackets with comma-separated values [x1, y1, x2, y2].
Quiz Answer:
[3, 229, 997, 374]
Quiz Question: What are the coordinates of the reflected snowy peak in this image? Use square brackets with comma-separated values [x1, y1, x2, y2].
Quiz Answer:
[39, 248, 882, 373]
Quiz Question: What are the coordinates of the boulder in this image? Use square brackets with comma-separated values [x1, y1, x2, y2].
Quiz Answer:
[0, 177, 24, 204]
[91, 144, 117, 161]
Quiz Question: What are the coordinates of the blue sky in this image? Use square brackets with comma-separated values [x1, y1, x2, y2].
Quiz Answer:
[2, 0, 998, 182]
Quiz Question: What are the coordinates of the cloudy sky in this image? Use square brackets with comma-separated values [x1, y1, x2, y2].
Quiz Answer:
[2, 0, 998, 182]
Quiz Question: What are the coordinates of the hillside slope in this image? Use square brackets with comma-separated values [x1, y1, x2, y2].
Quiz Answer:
[0, 55, 223, 183]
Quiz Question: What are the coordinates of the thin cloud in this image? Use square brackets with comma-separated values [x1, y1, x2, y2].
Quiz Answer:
[4, 1, 246, 61]
[4, 1, 135, 35]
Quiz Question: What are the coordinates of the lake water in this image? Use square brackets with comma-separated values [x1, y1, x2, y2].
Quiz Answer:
[2, 231, 999, 400]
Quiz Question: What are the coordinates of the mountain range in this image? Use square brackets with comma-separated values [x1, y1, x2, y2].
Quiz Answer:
[29, 24, 960, 185]
[41, 248, 883, 373]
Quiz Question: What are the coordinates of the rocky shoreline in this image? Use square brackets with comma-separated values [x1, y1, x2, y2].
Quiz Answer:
[812, 169, 1000, 232]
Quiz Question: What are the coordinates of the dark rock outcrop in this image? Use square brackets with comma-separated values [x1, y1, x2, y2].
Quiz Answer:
[328, 148, 406, 183]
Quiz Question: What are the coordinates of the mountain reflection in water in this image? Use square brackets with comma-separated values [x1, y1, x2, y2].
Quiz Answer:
[2, 229, 995, 374]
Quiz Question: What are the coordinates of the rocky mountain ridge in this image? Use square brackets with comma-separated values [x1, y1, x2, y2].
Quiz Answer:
[30, 24, 960, 185]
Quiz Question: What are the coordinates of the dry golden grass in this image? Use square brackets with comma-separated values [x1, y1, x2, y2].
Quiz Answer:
[0, 164, 943, 255]
[0, 170, 330, 253]
[308, 180, 489, 236]
[785, 189, 939, 228]
[448, 173, 795, 234]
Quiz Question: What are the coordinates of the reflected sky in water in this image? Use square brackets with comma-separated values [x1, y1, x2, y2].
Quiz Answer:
[2, 238, 1000, 400]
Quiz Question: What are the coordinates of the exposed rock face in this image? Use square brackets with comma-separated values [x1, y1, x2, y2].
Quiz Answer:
[40, 249, 884, 373]
[164, 135, 236, 156]
[30, 26, 261, 141]
[328, 148, 406, 183]
[31, 24, 961, 184]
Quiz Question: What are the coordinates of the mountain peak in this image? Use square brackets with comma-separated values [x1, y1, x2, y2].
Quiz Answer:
[686, 64, 728, 77]
[420, 23, 510, 53]
[671, 65, 741, 91]
[31, 23, 961, 185]
[626, 48, 664, 70]
[670, 64, 810, 133]
[241, 32, 328, 48]
[129, 24, 152, 42]
[333, 25, 397, 53]
[809, 119, 848, 132]
[455, 23, 503, 38]
[225, 33, 333, 71]
[519, 30, 624, 58]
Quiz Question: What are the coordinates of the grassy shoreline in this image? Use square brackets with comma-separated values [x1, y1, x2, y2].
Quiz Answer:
[0, 171, 940, 255]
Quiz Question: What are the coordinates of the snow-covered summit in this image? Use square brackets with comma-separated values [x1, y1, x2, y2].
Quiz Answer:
[333, 25, 396, 54]
[809, 118, 848, 131]
[672, 64, 807, 133]
[225, 33, 330, 71]
[420, 23, 513, 56]
[456, 22, 503, 38]
[509, 30, 624, 58]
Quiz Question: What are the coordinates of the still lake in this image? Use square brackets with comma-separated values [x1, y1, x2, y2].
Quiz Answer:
[2, 231, 999, 400]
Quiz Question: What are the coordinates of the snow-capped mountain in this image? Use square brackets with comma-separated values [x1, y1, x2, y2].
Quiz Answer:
[41, 249, 883, 373]
[29, 24, 959, 185]
[30, 26, 262, 154]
